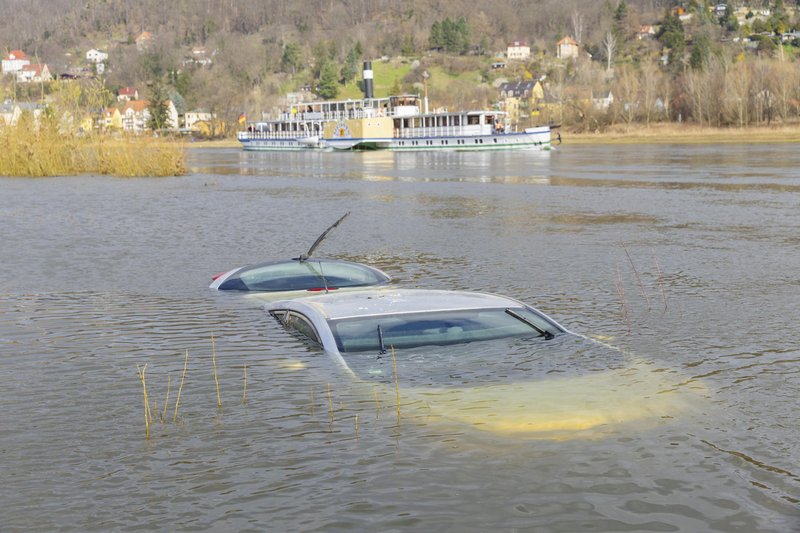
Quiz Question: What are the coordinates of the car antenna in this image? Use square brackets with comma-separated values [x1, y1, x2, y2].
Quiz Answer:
[318, 260, 330, 294]
[377, 324, 387, 355]
[298, 211, 351, 262]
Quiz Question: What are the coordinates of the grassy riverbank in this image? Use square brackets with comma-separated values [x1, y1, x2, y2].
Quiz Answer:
[0, 122, 187, 177]
[564, 123, 800, 145]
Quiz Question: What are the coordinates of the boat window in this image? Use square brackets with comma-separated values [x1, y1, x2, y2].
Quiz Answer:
[467, 115, 480, 125]
[328, 307, 561, 353]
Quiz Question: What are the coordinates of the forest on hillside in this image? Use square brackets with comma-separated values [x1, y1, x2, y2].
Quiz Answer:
[1, 0, 800, 132]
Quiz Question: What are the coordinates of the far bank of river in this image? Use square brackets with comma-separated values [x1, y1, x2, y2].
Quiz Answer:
[564, 123, 800, 145]
[193, 123, 800, 150]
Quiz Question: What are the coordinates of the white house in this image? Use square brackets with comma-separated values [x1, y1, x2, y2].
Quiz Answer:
[86, 49, 108, 63]
[17, 64, 52, 83]
[184, 110, 214, 129]
[556, 36, 579, 60]
[506, 41, 531, 61]
[121, 100, 151, 133]
[2, 50, 30, 75]
[117, 87, 139, 102]
[0, 101, 45, 125]
[592, 90, 615, 110]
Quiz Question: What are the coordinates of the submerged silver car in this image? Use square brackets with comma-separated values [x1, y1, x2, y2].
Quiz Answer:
[210, 258, 391, 294]
[265, 289, 705, 438]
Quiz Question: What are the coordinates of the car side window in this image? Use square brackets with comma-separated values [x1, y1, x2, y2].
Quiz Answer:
[280, 311, 321, 345]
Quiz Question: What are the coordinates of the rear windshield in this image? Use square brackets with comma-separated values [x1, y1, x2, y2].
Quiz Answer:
[222, 261, 389, 291]
[328, 307, 561, 353]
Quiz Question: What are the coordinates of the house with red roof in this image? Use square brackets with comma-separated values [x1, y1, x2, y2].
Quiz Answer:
[117, 87, 139, 102]
[121, 100, 151, 133]
[556, 36, 579, 60]
[17, 63, 52, 83]
[2, 50, 30, 75]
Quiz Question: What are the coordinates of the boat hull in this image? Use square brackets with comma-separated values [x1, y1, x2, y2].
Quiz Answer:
[239, 134, 321, 151]
[325, 127, 551, 152]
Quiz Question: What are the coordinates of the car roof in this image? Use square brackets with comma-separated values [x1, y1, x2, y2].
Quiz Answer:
[264, 288, 529, 320]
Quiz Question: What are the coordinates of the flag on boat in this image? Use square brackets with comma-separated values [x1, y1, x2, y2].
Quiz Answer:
[238, 113, 246, 125]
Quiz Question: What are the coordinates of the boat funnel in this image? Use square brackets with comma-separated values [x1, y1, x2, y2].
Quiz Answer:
[362, 61, 374, 99]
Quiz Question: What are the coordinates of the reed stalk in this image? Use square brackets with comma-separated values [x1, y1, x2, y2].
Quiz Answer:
[161, 375, 171, 423]
[652, 252, 668, 312]
[373, 389, 381, 419]
[622, 242, 651, 310]
[355, 414, 359, 439]
[173, 349, 189, 423]
[136, 364, 151, 438]
[391, 346, 401, 424]
[242, 365, 247, 405]
[327, 383, 334, 423]
[211, 335, 221, 409]
[616, 265, 631, 335]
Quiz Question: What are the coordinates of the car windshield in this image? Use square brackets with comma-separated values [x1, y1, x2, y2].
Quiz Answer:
[328, 307, 560, 353]
[229, 260, 388, 291]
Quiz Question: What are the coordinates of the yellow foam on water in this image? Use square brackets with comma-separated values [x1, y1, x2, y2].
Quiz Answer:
[400, 360, 707, 439]
[278, 360, 308, 370]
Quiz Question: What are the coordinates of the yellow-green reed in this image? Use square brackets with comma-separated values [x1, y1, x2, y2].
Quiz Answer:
[653, 252, 668, 311]
[622, 242, 650, 310]
[242, 365, 247, 405]
[355, 414, 359, 438]
[161, 375, 171, 423]
[136, 364, 151, 438]
[211, 335, 221, 409]
[173, 349, 189, 422]
[391, 347, 400, 424]
[373, 389, 381, 419]
[327, 383, 334, 423]
[0, 118, 187, 177]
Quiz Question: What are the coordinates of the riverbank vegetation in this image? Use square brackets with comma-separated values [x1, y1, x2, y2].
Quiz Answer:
[0, 117, 187, 177]
[1, 80, 186, 177]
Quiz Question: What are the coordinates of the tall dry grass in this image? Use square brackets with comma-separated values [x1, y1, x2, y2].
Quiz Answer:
[0, 115, 187, 177]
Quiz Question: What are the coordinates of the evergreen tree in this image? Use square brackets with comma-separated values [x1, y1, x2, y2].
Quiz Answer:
[429, 20, 443, 49]
[689, 34, 711, 70]
[614, 0, 628, 23]
[147, 82, 169, 131]
[657, 11, 686, 66]
[318, 61, 339, 99]
[341, 47, 359, 84]
[719, 3, 739, 33]
[281, 43, 301, 74]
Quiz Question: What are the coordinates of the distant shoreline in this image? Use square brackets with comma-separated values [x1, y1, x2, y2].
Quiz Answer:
[189, 124, 800, 150]
[563, 124, 800, 145]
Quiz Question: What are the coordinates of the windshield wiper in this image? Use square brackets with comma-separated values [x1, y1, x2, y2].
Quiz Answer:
[505, 308, 554, 340]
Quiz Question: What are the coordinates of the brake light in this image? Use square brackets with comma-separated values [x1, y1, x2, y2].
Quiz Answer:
[307, 287, 338, 292]
[211, 272, 227, 281]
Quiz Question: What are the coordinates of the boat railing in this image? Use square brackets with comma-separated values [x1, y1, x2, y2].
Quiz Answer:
[393, 124, 491, 138]
[240, 130, 316, 140]
[275, 107, 407, 122]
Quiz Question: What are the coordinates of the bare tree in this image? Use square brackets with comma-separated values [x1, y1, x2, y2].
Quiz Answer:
[603, 31, 617, 71]
[571, 11, 585, 45]
[725, 61, 750, 127]
[640, 61, 660, 126]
